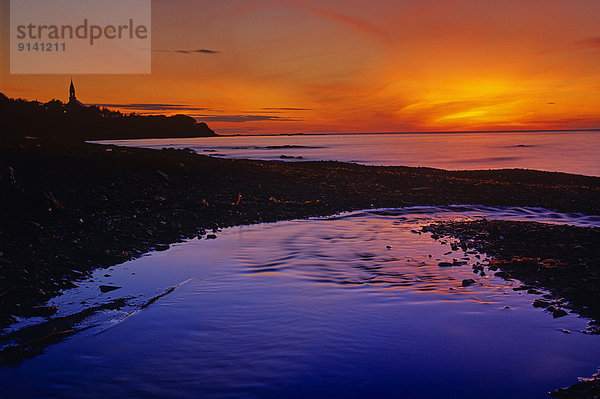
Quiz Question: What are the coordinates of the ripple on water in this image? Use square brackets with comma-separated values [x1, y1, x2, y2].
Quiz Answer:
[1, 205, 599, 399]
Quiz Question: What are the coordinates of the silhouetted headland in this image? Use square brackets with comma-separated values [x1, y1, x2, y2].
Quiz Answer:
[0, 89, 216, 143]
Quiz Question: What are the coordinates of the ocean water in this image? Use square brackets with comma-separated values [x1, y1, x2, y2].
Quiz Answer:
[94, 130, 600, 177]
[2, 206, 599, 399]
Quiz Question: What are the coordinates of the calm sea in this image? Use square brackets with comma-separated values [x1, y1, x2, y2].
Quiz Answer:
[95, 130, 600, 177]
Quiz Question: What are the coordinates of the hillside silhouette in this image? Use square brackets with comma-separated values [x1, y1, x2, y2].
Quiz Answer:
[0, 92, 217, 143]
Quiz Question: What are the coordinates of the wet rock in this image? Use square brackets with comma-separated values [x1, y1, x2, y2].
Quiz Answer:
[527, 289, 543, 295]
[206, 234, 217, 239]
[552, 309, 568, 318]
[23, 305, 58, 318]
[533, 299, 552, 308]
[513, 285, 533, 291]
[438, 262, 453, 267]
[462, 279, 476, 287]
[472, 265, 484, 273]
[494, 271, 510, 279]
[550, 370, 600, 397]
[99, 285, 121, 293]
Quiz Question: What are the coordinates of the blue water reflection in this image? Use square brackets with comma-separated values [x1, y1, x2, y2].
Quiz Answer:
[1, 206, 599, 398]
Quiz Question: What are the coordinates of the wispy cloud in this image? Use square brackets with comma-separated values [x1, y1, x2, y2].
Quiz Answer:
[401, 98, 514, 113]
[303, 6, 390, 46]
[192, 114, 301, 123]
[261, 107, 312, 111]
[523, 116, 600, 126]
[92, 103, 304, 123]
[241, 107, 313, 114]
[573, 37, 600, 49]
[93, 103, 214, 112]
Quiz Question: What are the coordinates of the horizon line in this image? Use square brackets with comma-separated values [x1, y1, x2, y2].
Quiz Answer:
[220, 128, 600, 137]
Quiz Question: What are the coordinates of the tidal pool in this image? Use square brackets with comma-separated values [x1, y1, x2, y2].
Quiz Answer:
[1, 206, 599, 398]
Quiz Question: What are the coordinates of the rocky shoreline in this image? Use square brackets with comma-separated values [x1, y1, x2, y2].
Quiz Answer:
[1, 139, 600, 384]
[422, 220, 600, 328]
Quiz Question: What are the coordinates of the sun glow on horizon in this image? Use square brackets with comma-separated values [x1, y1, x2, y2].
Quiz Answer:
[1, 0, 599, 134]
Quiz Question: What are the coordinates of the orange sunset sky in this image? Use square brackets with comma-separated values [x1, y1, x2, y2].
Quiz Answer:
[1, 0, 599, 134]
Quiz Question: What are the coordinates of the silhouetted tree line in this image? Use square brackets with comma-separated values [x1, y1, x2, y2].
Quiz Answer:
[0, 92, 217, 144]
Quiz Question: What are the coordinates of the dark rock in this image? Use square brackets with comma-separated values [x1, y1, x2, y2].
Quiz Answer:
[527, 289, 543, 295]
[533, 299, 552, 308]
[438, 262, 453, 267]
[99, 285, 121, 293]
[513, 285, 534, 291]
[22, 306, 58, 318]
[552, 309, 568, 318]
[550, 370, 600, 397]
[462, 279, 476, 287]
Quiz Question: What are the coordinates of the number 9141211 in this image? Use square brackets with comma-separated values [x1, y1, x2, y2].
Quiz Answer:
[17, 42, 66, 52]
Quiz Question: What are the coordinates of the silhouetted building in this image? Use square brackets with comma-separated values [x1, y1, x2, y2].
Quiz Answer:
[67, 79, 85, 108]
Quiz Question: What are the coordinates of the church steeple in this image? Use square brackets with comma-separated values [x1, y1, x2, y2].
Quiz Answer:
[66, 79, 84, 109]
[69, 79, 76, 102]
